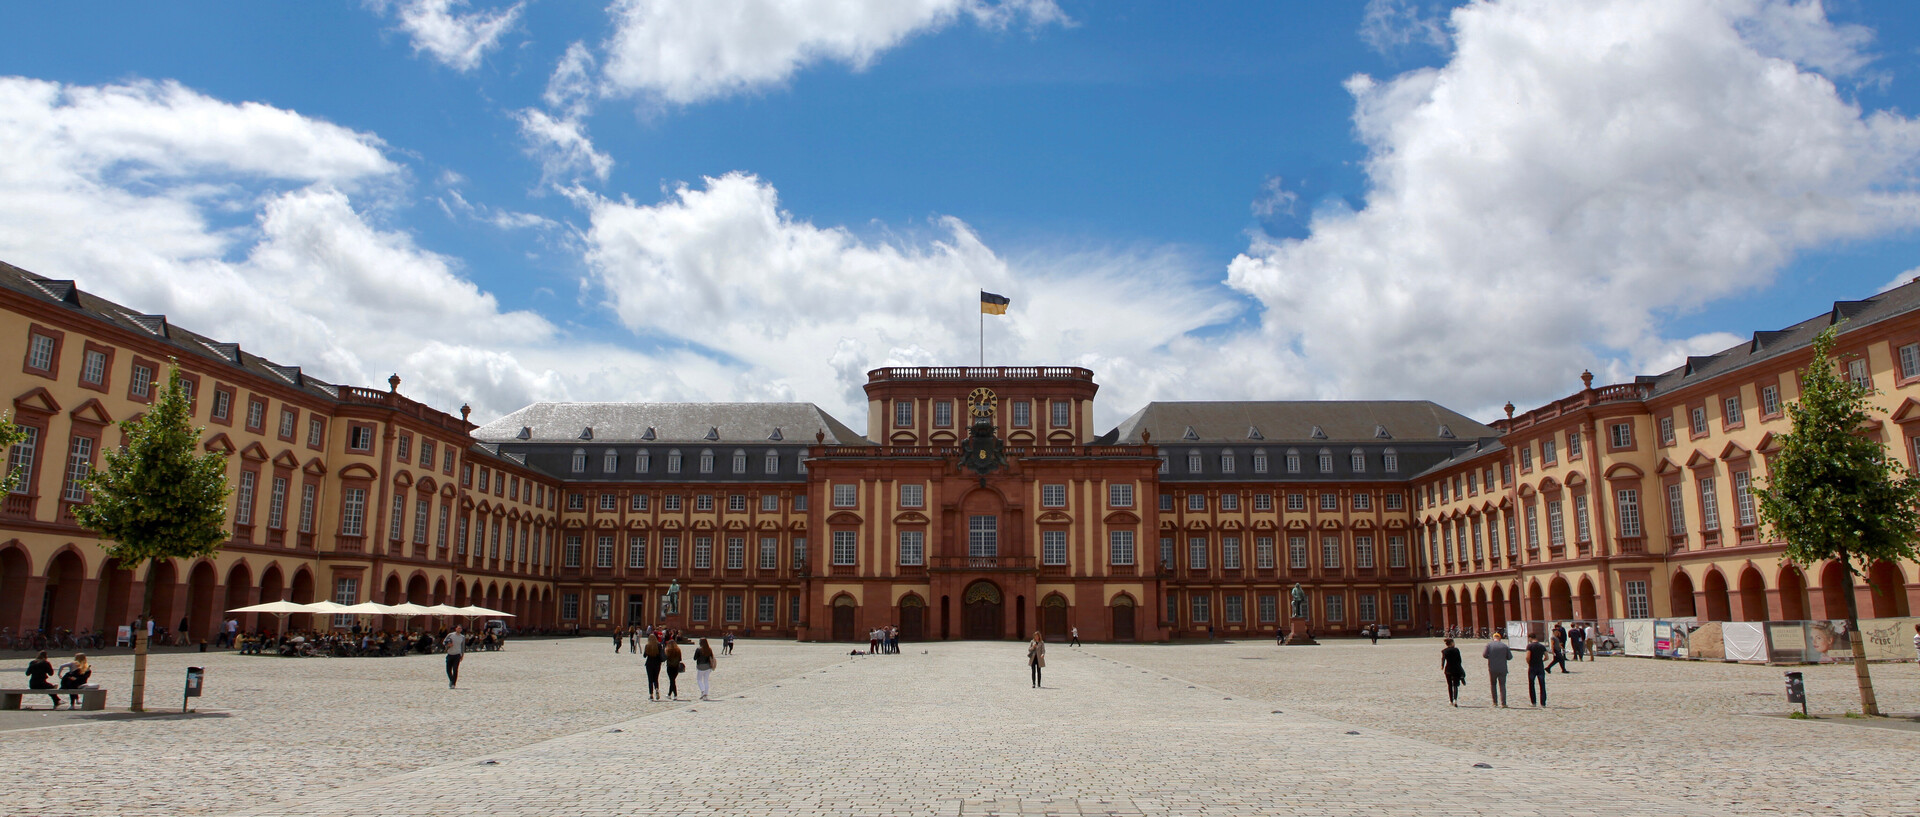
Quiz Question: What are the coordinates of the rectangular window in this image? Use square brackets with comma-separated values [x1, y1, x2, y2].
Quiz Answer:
[1351, 451, 1366, 472]
[759, 594, 777, 623]
[24, 333, 55, 373]
[1041, 484, 1066, 508]
[436, 503, 449, 549]
[792, 537, 806, 570]
[130, 364, 154, 400]
[599, 493, 617, 512]
[726, 536, 746, 569]
[1902, 344, 1920, 380]
[662, 536, 680, 568]
[596, 535, 615, 568]
[899, 483, 925, 508]
[832, 530, 857, 565]
[1547, 500, 1565, 547]
[696, 495, 713, 511]
[1659, 416, 1675, 446]
[693, 536, 713, 569]
[340, 488, 367, 537]
[348, 425, 373, 451]
[1254, 493, 1272, 511]
[1351, 493, 1370, 511]
[1253, 452, 1268, 474]
[80, 349, 107, 385]
[245, 399, 265, 432]
[1574, 494, 1591, 543]
[1325, 594, 1344, 622]
[691, 594, 710, 622]
[1355, 535, 1374, 569]
[1724, 395, 1742, 427]
[1321, 535, 1341, 569]
[1188, 536, 1208, 570]
[632, 494, 650, 513]
[663, 495, 681, 512]
[1258, 594, 1278, 623]
[1289, 536, 1307, 569]
[60, 436, 93, 503]
[1160, 493, 1174, 512]
[388, 493, 407, 541]
[1568, 431, 1582, 459]
[1220, 494, 1239, 511]
[894, 400, 913, 427]
[1285, 451, 1300, 473]
[1616, 488, 1641, 538]
[1760, 384, 1781, 417]
[1392, 594, 1411, 622]
[1221, 453, 1236, 473]
[794, 495, 807, 511]
[1470, 522, 1482, 560]
[727, 494, 746, 512]
[1109, 530, 1135, 566]
[1108, 483, 1133, 508]
[299, 483, 316, 534]
[1255, 536, 1275, 569]
[1221, 536, 1241, 570]
[1051, 400, 1070, 428]
[1012, 400, 1031, 427]
[1318, 451, 1333, 472]
[489, 521, 501, 558]
[1611, 423, 1632, 449]
[1188, 493, 1206, 511]
[968, 515, 998, 558]
[1190, 595, 1210, 623]
[724, 595, 743, 623]
[934, 400, 953, 427]
[1318, 493, 1337, 511]
[1848, 357, 1872, 390]
[1699, 477, 1720, 529]
[1388, 535, 1407, 568]
[1042, 530, 1067, 566]
[1733, 471, 1755, 527]
[1625, 580, 1651, 620]
[562, 535, 582, 567]
[1358, 594, 1377, 623]
[833, 484, 856, 507]
[1286, 493, 1305, 511]
[210, 389, 232, 421]
[560, 593, 580, 621]
[413, 498, 430, 544]
[1224, 594, 1245, 624]
[1520, 447, 1533, 469]
[1385, 492, 1404, 511]
[1159, 536, 1174, 568]
[1690, 407, 1709, 436]
[1542, 439, 1557, 465]
[898, 531, 924, 566]
[267, 476, 288, 530]
[333, 578, 360, 627]
[626, 535, 647, 569]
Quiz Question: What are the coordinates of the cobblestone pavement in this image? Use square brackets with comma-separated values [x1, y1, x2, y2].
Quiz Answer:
[1090, 638, 1920, 816]
[4, 638, 1915, 816]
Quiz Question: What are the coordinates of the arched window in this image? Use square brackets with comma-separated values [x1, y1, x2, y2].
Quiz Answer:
[732, 449, 747, 474]
[667, 449, 683, 474]
[765, 450, 779, 474]
[1219, 449, 1235, 474]
[603, 449, 618, 473]
[1318, 448, 1333, 473]
[570, 448, 586, 473]
[1187, 449, 1203, 473]
[1382, 448, 1398, 473]
[1285, 448, 1301, 473]
[699, 449, 714, 473]
[1252, 449, 1268, 474]
[1350, 448, 1366, 473]
[636, 450, 651, 473]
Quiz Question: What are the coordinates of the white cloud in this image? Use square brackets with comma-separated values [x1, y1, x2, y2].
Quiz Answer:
[1359, 0, 1449, 57]
[382, 0, 524, 72]
[598, 0, 1066, 105]
[516, 108, 615, 184]
[1226, 0, 1920, 416]
[578, 172, 1237, 426]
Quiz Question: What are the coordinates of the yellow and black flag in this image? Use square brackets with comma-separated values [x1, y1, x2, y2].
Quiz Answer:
[980, 290, 1010, 315]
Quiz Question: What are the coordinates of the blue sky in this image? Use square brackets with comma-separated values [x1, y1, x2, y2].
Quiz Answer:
[3, 0, 1919, 429]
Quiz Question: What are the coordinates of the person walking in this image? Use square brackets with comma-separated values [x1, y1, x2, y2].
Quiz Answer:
[1546, 632, 1570, 674]
[1913, 623, 1920, 663]
[442, 625, 467, 689]
[643, 634, 665, 700]
[1028, 631, 1047, 688]
[613, 627, 624, 654]
[1525, 633, 1550, 707]
[1568, 623, 1587, 662]
[1482, 633, 1512, 708]
[694, 638, 718, 701]
[723, 632, 735, 655]
[1069, 626, 1081, 647]
[1368, 624, 1380, 645]
[57, 653, 92, 709]
[1584, 623, 1598, 660]
[664, 638, 685, 701]
[1441, 638, 1466, 706]
[26, 651, 57, 709]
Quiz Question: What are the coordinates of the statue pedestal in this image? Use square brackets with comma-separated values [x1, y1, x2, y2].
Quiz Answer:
[1282, 620, 1318, 646]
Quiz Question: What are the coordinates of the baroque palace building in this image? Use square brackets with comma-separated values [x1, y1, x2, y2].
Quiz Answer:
[0, 256, 1915, 643]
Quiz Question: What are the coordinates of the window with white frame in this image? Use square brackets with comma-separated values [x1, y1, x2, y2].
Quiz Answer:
[1574, 494, 1591, 542]
[1051, 400, 1070, 428]
[1258, 594, 1278, 623]
[1220, 493, 1239, 511]
[1219, 450, 1235, 473]
[764, 450, 777, 474]
[894, 400, 913, 427]
[1392, 593, 1411, 621]
[629, 534, 647, 568]
[1042, 530, 1067, 566]
[1188, 536, 1208, 569]
[571, 449, 586, 473]
[1319, 493, 1338, 511]
[1012, 400, 1031, 427]
[1287, 493, 1305, 511]
[1187, 450, 1202, 473]
[1318, 449, 1333, 472]
[1690, 407, 1709, 436]
[727, 536, 746, 569]
[968, 516, 998, 557]
[1252, 451, 1268, 473]
[759, 536, 778, 570]
[732, 449, 747, 473]
[832, 530, 857, 565]
[1109, 530, 1135, 565]
[562, 534, 582, 567]
[663, 494, 681, 511]
[661, 536, 680, 568]
[1041, 484, 1066, 508]
[1255, 536, 1275, 568]
[1321, 535, 1341, 569]
[691, 594, 710, 622]
[1699, 477, 1720, 529]
[1108, 483, 1133, 508]
[699, 449, 714, 473]
[267, 477, 288, 530]
[760, 494, 779, 512]
[1542, 439, 1557, 464]
[759, 594, 777, 623]
[898, 530, 924, 566]
[1547, 499, 1566, 547]
[723, 594, 743, 623]
[1385, 492, 1403, 511]
[413, 498, 430, 543]
[1355, 535, 1374, 568]
[934, 400, 953, 427]
[1224, 594, 1245, 624]
[1161, 536, 1174, 567]
[1504, 515, 1517, 556]
[833, 484, 856, 507]
[1388, 534, 1406, 568]
[598, 493, 617, 512]
[130, 364, 154, 399]
[1357, 593, 1377, 623]
[1659, 416, 1675, 445]
[1285, 449, 1301, 473]
[1625, 580, 1651, 619]
[1616, 488, 1641, 537]
[1520, 446, 1534, 469]
[1350, 449, 1366, 472]
[1324, 594, 1343, 622]
[1733, 471, 1755, 527]
[340, 487, 367, 536]
[1568, 431, 1582, 459]
[1190, 595, 1210, 623]
[1723, 395, 1742, 427]
[60, 436, 93, 504]
[693, 536, 713, 568]
[1254, 493, 1272, 511]
[1525, 504, 1539, 549]
[1352, 493, 1370, 511]
[1221, 536, 1241, 569]
[79, 348, 106, 384]
[1187, 493, 1205, 511]
[300, 484, 316, 534]
[1848, 357, 1872, 390]
[727, 494, 746, 512]
[668, 450, 682, 473]
[633, 493, 650, 512]
[1289, 536, 1308, 569]
[1761, 384, 1781, 416]
[1383, 449, 1398, 472]
[1158, 453, 1169, 474]
[595, 535, 615, 568]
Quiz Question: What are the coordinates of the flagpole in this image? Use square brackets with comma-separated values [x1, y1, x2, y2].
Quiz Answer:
[979, 305, 984, 367]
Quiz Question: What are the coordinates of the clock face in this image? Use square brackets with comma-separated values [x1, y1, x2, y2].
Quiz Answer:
[968, 387, 997, 417]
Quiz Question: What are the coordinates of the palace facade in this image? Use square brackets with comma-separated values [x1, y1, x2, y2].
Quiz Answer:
[0, 257, 1914, 642]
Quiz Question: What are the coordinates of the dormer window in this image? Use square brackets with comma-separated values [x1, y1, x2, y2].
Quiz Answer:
[1219, 449, 1235, 474]
[603, 449, 618, 473]
[732, 449, 747, 473]
[765, 450, 779, 474]
[1350, 448, 1366, 472]
[1252, 449, 1268, 474]
[1187, 450, 1202, 473]
[1285, 449, 1301, 473]
[1246, 426, 1263, 440]
[1318, 448, 1333, 473]
[667, 449, 683, 474]
[1383, 448, 1399, 473]
[1438, 425, 1455, 439]
[579, 427, 593, 441]
[516, 427, 531, 440]
[1182, 426, 1199, 441]
[1374, 425, 1391, 439]
[1310, 426, 1327, 439]
[637, 451, 651, 473]
[699, 449, 715, 473]
[705, 427, 720, 441]
[571, 449, 587, 473]
[768, 427, 783, 441]
[641, 426, 657, 441]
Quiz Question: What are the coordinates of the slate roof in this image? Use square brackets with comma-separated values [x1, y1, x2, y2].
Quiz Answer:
[1409, 438, 1508, 480]
[471, 402, 868, 446]
[1106, 401, 1497, 445]
[1642, 276, 1920, 397]
[0, 260, 346, 402]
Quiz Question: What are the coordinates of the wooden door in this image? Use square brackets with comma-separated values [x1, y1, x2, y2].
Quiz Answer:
[832, 604, 856, 642]
[1111, 602, 1136, 641]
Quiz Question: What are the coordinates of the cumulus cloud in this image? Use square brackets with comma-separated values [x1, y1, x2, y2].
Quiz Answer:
[381, 0, 524, 72]
[1227, 0, 1920, 416]
[598, 0, 1067, 105]
[517, 108, 614, 184]
[578, 172, 1236, 425]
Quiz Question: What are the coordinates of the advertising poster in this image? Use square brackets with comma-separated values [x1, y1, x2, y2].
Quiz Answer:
[1623, 619, 1656, 656]
[1654, 620, 1672, 656]
[1506, 621, 1528, 643]
[1768, 622, 1810, 663]
[1810, 620, 1849, 662]
[1858, 617, 1920, 661]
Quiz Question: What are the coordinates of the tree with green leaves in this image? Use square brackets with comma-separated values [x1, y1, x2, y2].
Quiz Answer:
[1755, 325, 1920, 717]
[0, 416, 28, 495]
[73, 363, 230, 711]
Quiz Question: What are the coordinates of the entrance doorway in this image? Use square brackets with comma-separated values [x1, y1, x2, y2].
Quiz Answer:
[899, 595, 926, 641]
[962, 581, 1003, 639]
[1040, 594, 1069, 641]
[831, 595, 857, 641]
[1110, 595, 1136, 641]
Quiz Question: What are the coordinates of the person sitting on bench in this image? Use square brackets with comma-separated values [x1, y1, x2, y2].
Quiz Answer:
[58, 654, 91, 709]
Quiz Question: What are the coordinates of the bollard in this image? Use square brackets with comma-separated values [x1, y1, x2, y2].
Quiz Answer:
[184, 666, 204, 714]
[1784, 671, 1806, 718]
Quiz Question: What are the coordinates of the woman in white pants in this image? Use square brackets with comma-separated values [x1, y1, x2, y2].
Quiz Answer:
[694, 637, 718, 701]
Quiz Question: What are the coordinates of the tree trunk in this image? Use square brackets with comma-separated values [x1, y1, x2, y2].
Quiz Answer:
[1839, 565, 1880, 716]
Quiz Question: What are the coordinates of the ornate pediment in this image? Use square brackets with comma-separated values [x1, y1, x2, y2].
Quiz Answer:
[894, 511, 932, 525]
[1103, 510, 1141, 525]
[1036, 510, 1073, 524]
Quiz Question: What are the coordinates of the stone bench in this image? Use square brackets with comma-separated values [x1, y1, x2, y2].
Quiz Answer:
[0, 687, 107, 711]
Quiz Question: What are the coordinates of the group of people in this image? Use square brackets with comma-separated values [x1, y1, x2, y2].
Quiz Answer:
[867, 626, 902, 654]
[632, 631, 722, 701]
[22, 651, 91, 709]
[1441, 624, 1595, 708]
[228, 625, 504, 658]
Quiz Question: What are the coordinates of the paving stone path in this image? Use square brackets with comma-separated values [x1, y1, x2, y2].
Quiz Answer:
[4, 638, 1916, 816]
